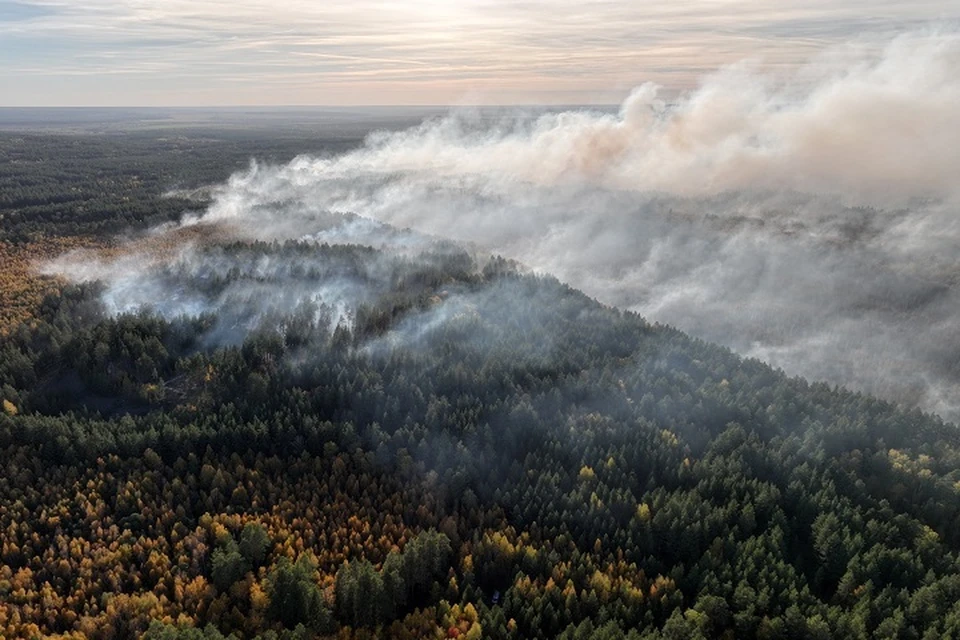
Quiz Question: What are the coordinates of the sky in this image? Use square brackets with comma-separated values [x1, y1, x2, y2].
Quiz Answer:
[1, 0, 959, 106]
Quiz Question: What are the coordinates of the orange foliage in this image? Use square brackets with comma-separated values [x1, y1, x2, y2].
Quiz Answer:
[0, 236, 109, 334]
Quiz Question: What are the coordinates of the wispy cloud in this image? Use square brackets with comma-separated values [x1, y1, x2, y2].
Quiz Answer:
[2, 1, 958, 105]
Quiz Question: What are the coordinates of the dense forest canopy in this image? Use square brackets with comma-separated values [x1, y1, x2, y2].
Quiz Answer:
[2, 126, 960, 639]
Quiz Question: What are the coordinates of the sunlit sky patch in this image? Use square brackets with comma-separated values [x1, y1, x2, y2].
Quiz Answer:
[1, 0, 958, 106]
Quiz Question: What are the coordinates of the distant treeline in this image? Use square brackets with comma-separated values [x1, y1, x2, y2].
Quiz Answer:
[0, 130, 362, 241]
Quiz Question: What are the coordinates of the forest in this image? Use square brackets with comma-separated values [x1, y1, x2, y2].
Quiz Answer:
[3, 128, 960, 639]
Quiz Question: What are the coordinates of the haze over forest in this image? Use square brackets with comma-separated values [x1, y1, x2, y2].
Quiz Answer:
[42, 30, 960, 421]
[4, 4, 960, 640]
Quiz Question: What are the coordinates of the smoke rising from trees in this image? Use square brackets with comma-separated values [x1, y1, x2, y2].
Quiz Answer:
[49, 30, 960, 420]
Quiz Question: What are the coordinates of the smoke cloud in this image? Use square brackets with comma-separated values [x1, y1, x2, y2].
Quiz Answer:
[48, 30, 960, 421]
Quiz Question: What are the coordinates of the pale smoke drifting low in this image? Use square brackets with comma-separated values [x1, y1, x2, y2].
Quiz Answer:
[187, 31, 960, 421]
[43, 216, 450, 347]
[52, 31, 960, 421]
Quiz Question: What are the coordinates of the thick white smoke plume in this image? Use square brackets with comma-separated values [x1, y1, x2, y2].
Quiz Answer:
[52, 30, 960, 420]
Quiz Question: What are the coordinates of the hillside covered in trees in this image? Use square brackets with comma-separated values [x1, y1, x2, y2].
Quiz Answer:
[2, 129, 960, 639]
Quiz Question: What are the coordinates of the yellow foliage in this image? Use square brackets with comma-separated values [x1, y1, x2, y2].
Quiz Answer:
[920, 525, 939, 543]
[0, 237, 109, 334]
[590, 570, 612, 594]
[2, 400, 16, 416]
[578, 465, 596, 481]
[889, 448, 939, 483]
[636, 503, 652, 521]
[464, 621, 483, 640]
[210, 522, 231, 544]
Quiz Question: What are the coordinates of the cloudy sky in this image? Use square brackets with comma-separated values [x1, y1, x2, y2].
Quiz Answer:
[1, 0, 958, 106]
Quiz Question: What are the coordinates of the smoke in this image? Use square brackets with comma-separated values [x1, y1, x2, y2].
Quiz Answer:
[42, 215, 472, 350]
[47, 30, 960, 421]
